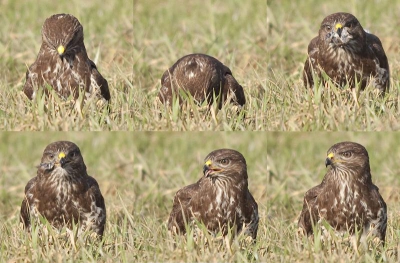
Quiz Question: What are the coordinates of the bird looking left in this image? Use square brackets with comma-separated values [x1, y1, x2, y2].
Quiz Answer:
[168, 149, 258, 240]
[298, 141, 387, 245]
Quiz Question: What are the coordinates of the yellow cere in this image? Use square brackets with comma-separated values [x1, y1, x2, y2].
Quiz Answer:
[327, 153, 334, 159]
[205, 160, 212, 166]
[335, 23, 343, 30]
[58, 152, 66, 159]
[57, 45, 65, 55]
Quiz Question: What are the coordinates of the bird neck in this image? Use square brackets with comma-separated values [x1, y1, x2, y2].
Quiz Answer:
[326, 166, 372, 187]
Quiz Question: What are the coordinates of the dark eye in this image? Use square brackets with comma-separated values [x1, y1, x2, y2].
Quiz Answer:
[341, 151, 352, 158]
[346, 21, 357, 28]
[69, 151, 77, 158]
[49, 154, 55, 159]
[219, 159, 229, 165]
[325, 25, 332, 31]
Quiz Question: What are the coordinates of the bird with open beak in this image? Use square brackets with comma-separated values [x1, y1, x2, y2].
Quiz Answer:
[168, 149, 259, 240]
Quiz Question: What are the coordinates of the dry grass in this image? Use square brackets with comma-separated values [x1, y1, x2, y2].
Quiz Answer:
[266, 0, 400, 130]
[2, 0, 400, 130]
[1, 132, 399, 261]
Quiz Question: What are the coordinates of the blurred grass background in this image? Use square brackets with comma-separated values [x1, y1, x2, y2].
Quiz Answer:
[2, 0, 400, 130]
[0, 132, 399, 261]
[0, 0, 269, 130]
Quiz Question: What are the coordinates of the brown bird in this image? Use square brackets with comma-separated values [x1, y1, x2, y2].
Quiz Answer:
[168, 149, 258, 239]
[24, 14, 110, 102]
[159, 54, 245, 108]
[298, 142, 387, 244]
[303, 12, 389, 93]
[20, 141, 106, 237]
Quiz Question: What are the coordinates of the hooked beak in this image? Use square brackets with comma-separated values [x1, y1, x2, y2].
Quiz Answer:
[57, 45, 65, 56]
[56, 152, 66, 167]
[325, 152, 334, 167]
[335, 23, 343, 37]
[203, 159, 222, 177]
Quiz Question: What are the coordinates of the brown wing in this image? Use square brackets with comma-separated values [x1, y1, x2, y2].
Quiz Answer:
[159, 69, 173, 104]
[242, 190, 259, 239]
[20, 177, 38, 229]
[223, 66, 245, 106]
[23, 60, 45, 100]
[366, 33, 389, 72]
[303, 36, 319, 87]
[167, 181, 200, 234]
[84, 175, 107, 236]
[89, 59, 110, 101]
[365, 33, 390, 92]
[298, 182, 324, 235]
[368, 183, 387, 243]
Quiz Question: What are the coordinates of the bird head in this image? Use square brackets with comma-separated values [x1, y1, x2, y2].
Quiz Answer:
[325, 141, 371, 182]
[203, 159, 225, 178]
[41, 13, 84, 59]
[319, 12, 365, 52]
[38, 141, 86, 178]
[202, 149, 248, 184]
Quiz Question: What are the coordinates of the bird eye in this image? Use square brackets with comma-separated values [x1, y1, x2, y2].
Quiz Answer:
[325, 25, 332, 31]
[346, 21, 357, 28]
[219, 159, 229, 165]
[49, 154, 54, 159]
[340, 151, 352, 158]
[69, 151, 77, 158]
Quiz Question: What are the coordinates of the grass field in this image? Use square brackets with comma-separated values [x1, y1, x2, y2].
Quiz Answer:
[0, 132, 399, 261]
[2, 0, 400, 130]
[1, 0, 399, 261]
[267, 0, 400, 131]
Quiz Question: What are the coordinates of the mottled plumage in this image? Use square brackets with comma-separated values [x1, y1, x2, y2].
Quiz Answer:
[298, 142, 387, 243]
[303, 13, 389, 93]
[24, 14, 110, 101]
[20, 141, 106, 237]
[159, 54, 245, 108]
[168, 149, 258, 239]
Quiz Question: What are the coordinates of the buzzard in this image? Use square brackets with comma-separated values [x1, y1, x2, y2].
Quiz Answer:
[303, 12, 389, 93]
[23, 14, 110, 102]
[168, 149, 258, 239]
[20, 141, 106, 237]
[298, 141, 387, 244]
[159, 54, 245, 108]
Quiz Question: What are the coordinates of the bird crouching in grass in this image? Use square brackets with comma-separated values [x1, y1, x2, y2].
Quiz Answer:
[159, 54, 245, 109]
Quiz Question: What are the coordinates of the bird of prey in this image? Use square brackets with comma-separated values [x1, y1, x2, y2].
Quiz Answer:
[298, 141, 387, 244]
[303, 12, 389, 93]
[159, 54, 245, 108]
[168, 149, 258, 239]
[20, 141, 106, 237]
[23, 14, 110, 102]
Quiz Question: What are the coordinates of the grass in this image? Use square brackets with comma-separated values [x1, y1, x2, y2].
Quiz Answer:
[1, 132, 399, 261]
[3, 0, 400, 130]
[266, 0, 400, 130]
